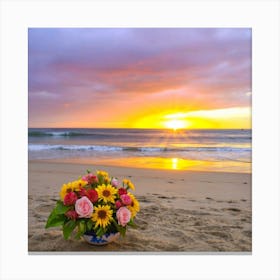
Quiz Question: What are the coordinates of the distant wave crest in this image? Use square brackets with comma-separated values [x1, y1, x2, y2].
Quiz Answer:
[28, 144, 251, 153]
[28, 130, 252, 141]
[28, 131, 87, 137]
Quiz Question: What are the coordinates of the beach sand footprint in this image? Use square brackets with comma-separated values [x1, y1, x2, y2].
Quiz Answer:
[224, 207, 241, 212]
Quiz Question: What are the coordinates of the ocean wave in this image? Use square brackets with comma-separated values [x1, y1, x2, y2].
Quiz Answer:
[28, 131, 88, 137]
[28, 144, 123, 151]
[28, 129, 252, 141]
[28, 144, 251, 153]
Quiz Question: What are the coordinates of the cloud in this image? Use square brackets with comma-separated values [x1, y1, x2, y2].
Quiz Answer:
[28, 28, 252, 127]
[29, 91, 58, 99]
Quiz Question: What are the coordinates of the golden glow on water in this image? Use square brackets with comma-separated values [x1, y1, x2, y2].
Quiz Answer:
[171, 158, 178, 169]
[55, 156, 251, 173]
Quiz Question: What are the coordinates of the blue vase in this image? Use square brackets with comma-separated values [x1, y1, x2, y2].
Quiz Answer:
[83, 231, 120, 245]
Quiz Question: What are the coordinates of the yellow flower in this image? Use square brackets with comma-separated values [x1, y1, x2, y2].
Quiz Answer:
[104, 176, 110, 184]
[127, 192, 140, 218]
[59, 179, 87, 200]
[123, 179, 135, 190]
[123, 179, 129, 185]
[91, 205, 113, 228]
[97, 170, 109, 178]
[127, 181, 135, 190]
[96, 184, 117, 204]
[72, 179, 87, 191]
[60, 182, 74, 200]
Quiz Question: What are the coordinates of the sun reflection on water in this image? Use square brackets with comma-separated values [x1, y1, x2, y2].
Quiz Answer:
[171, 158, 178, 169]
[60, 156, 251, 173]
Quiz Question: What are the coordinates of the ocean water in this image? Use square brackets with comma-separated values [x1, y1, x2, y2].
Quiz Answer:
[28, 128, 251, 172]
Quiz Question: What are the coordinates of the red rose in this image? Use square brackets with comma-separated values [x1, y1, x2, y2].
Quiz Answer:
[115, 200, 122, 209]
[63, 192, 78, 206]
[82, 174, 98, 184]
[86, 189, 98, 203]
[79, 188, 87, 197]
[65, 210, 78, 220]
[118, 188, 127, 196]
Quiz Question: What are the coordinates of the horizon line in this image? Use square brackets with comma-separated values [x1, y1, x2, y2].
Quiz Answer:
[28, 127, 251, 130]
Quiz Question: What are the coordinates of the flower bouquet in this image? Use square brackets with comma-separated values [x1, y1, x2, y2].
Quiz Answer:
[45, 170, 140, 245]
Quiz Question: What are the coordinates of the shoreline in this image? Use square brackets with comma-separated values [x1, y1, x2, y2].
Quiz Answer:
[29, 158, 251, 173]
[28, 160, 252, 252]
[28, 158, 252, 174]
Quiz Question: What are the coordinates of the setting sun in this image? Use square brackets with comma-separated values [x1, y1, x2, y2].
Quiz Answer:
[165, 119, 187, 130]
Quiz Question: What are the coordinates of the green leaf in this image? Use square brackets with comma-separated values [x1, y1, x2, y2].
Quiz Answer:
[63, 220, 77, 240]
[87, 169, 91, 174]
[96, 227, 102, 236]
[111, 219, 119, 230]
[45, 206, 66, 228]
[112, 219, 126, 237]
[74, 220, 86, 239]
[74, 231, 83, 240]
[97, 174, 103, 185]
[96, 226, 106, 237]
[118, 226, 126, 237]
[79, 220, 86, 233]
[55, 201, 71, 215]
[45, 208, 56, 225]
[86, 219, 93, 231]
[45, 209, 66, 228]
[127, 220, 138, 229]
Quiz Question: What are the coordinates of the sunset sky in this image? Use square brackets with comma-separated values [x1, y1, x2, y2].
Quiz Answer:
[28, 28, 251, 129]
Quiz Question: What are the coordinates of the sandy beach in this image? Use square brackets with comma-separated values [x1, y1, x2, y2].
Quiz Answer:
[28, 160, 251, 252]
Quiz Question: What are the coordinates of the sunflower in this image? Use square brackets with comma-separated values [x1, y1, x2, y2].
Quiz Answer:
[72, 179, 87, 191]
[59, 179, 88, 200]
[96, 184, 117, 204]
[127, 192, 140, 218]
[60, 182, 74, 200]
[91, 205, 113, 228]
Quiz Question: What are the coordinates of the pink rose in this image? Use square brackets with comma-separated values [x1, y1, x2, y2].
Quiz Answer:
[75, 196, 93, 218]
[120, 194, 132, 205]
[65, 210, 78, 220]
[115, 200, 122, 209]
[116, 207, 131, 227]
[111, 178, 119, 187]
[63, 192, 77, 206]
